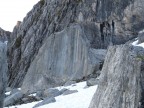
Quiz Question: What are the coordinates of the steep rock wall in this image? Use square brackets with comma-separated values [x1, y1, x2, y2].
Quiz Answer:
[0, 42, 8, 108]
[21, 23, 107, 93]
[8, 0, 144, 88]
[89, 44, 143, 108]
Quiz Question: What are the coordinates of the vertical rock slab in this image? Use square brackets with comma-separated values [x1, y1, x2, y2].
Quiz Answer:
[21, 23, 104, 93]
[89, 44, 142, 108]
[0, 42, 7, 108]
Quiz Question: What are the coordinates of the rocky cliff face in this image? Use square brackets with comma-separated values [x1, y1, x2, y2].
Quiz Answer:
[89, 44, 144, 108]
[21, 23, 107, 93]
[0, 42, 8, 108]
[0, 28, 11, 42]
[7, 0, 144, 91]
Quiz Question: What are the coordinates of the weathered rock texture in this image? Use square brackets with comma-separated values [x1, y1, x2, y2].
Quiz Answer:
[8, 0, 144, 90]
[89, 44, 143, 108]
[21, 23, 106, 93]
[0, 42, 8, 108]
[0, 28, 11, 42]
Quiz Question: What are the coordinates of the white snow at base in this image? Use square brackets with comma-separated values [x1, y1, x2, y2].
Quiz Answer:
[5, 81, 98, 108]
[132, 40, 138, 46]
[132, 40, 144, 48]
[5, 91, 11, 95]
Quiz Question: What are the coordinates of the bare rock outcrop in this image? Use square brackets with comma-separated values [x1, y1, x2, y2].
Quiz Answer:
[21, 23, 106, 93]
[0, 42, 8, 108]
[89, 44, 143, 108]
[0, 28, 10, 42]
[8, 0, 144, 90]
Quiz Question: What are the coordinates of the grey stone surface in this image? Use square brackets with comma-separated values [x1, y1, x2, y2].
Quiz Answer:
[62, 90, 78, 95]
[0, 28, 11, 42]
[64, 81, 76, 86]
[6, 87, 12, 92]
[4, 91, 24, 107]
[86, 78, 99, 86]
[33, 97, 56, 108]
[42, 88, 61, 98]
[21, 23, 103, 93]
[0, 42, 7, 108]
[59, 88, 68, 94]
[7, 0, 138, 89]
[10, 88, 20, 95]
[89, 44, 142, 108]
[138, 32, 144, 44]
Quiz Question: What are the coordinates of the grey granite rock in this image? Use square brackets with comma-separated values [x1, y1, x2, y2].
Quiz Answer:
[21, 23, 103, 93]
[0, 42, 7, 108]
[62, 90, 78, 96]
[86, 78, 99, 86]
[4, 91, 23, 107]
[8, 0, 139, 89]
[33, 97, 56, 108]
[89, 44, 143, 108]
[64, 81, 76, 86]
[42, 88, 61, 98]
[0, 28, 11, 42]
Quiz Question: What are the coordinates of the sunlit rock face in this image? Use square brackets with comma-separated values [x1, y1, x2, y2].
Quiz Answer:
[7, 0, 144, 92]
[0, 42, 8, 108]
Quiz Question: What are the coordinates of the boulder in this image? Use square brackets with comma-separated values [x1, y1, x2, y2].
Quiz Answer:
[8, 0, 139, 89]
[33, 97, 56, 108]
[42, 88, 61, 98]
[4, 91, 24, 107]
[86, 78, 99, 86]
[0, 42, 7, 108]
[63, 90, 78, 95]
[10, 88, 20, 95]
[64, 81, 76, 86]
[89, 44, 143, 108]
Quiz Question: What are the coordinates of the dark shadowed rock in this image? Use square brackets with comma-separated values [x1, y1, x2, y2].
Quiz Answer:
[89, 44, 143, 108]
[0, 42, 7, 108]
[33, 97, 56, 108]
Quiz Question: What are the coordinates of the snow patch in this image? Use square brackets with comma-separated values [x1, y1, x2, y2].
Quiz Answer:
[5, 92, 11, 95]
[4, 81, 98, 108]
[132, 40, 144, 48]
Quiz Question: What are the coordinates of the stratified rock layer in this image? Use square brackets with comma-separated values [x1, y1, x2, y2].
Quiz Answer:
[89, 45, 143, 108]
